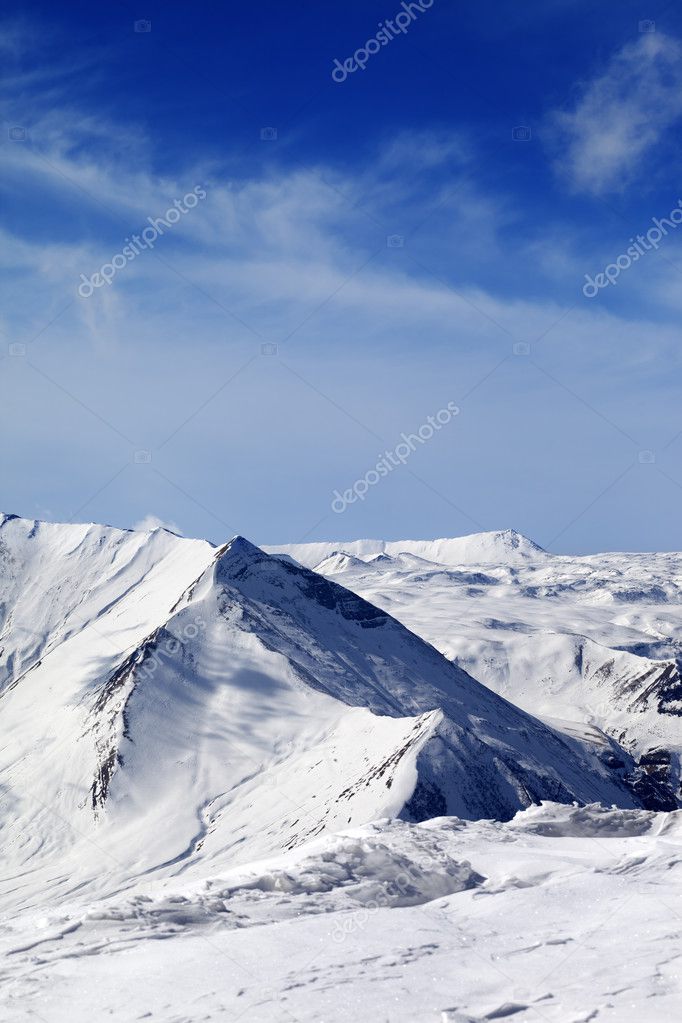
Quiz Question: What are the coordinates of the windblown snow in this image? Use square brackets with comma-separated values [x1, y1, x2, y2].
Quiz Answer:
[2, 515, 681, 1021]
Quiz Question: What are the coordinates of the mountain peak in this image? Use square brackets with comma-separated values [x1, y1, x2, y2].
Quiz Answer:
[214, 535, 269, 580]
[266, 530, 546, 570]
[224, 535, 264, 556]
[480, 528, 544, 553]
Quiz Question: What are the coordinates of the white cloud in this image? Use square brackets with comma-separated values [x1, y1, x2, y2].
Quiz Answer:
[3, 14, 681, 435]
[132, 515, 183, 535]
[550, 33, 682, 195]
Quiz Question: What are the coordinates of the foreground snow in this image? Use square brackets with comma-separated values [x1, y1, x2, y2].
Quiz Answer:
[2, 802, 680, 1022]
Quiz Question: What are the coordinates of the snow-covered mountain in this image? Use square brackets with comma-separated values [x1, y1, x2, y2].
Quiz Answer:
[3, 515, 682, 1022]
[269, 529, 682, 812]
[268, 528, 546, 570]
[0, 514, 652, 906]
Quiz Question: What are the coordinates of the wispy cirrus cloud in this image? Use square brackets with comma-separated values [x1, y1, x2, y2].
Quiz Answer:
[4, 15, 682, 550]
[549, 32, 682, 195]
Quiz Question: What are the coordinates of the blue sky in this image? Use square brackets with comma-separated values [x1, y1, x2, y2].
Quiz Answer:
[2, 0, 682, 552]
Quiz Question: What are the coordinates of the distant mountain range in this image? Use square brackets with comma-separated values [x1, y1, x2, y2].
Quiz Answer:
[270, 528, 682, 813]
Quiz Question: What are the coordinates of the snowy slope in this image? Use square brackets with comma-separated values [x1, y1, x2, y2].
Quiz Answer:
[0, 516, 645, 910]
[2, 801, 681, 1023]
[2, 516, 682, 1022]
[0, 511, 215, 693]
[270, 531, 682, 809]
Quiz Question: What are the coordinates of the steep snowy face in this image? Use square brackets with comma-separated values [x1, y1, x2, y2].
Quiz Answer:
[81, 537, 638, 869]
[0, 518, 643, 910]
[270, 533, 682, 809]
[210, 538, 636, 816]
[0, 512, 215, 694]
[0, 514, 219, 894]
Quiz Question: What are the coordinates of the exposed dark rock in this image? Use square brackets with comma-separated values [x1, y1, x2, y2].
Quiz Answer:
[625, 747, 678, 812]
[403, 779, 447, 822]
